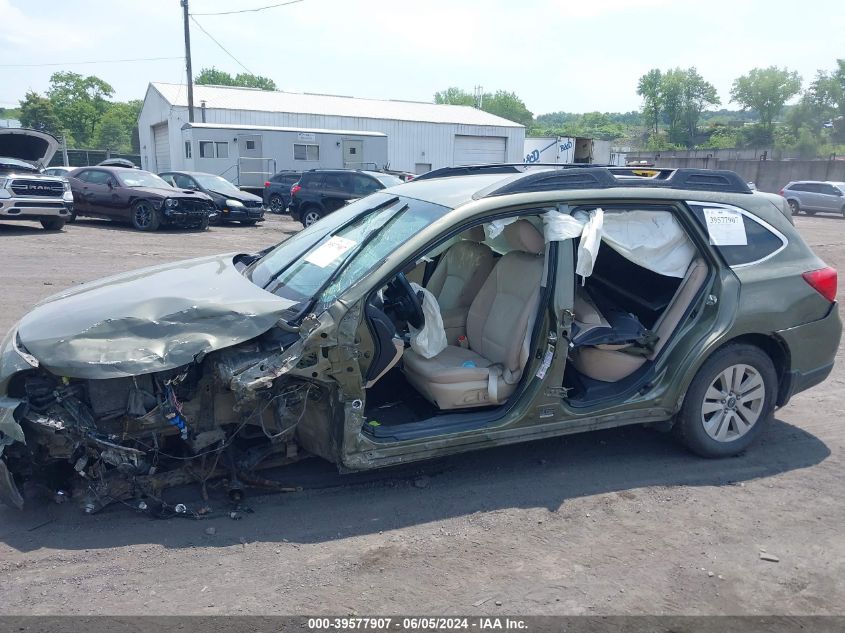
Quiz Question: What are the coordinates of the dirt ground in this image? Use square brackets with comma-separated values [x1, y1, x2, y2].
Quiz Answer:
[0, 213, 843, 615]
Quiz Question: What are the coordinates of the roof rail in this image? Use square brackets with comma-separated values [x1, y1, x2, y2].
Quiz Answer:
[413, 163, 602, 181]
[414, 163, 752, 195]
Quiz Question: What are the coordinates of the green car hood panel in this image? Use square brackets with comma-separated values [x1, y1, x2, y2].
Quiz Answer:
[16, 254, 296, 379]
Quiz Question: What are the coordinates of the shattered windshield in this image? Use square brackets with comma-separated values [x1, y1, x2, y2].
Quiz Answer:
[249, 193, 451, 309]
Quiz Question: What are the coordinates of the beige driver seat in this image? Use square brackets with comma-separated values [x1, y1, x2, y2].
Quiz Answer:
[426, 226, 496, 342]
[403, 220, 545, 410]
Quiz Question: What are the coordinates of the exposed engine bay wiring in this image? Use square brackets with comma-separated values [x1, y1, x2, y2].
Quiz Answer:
[1, 341, 321, 515]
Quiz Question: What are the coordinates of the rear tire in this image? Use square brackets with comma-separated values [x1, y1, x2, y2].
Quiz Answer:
[130, 200, 161, 231]
[301, 207, 322, 227]
[787, 200, 799, 215]
[675, 343, 776, 458]
[40, 218, 66, 231]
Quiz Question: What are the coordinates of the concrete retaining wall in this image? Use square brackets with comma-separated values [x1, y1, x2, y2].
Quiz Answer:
[638, 157, 845, 193]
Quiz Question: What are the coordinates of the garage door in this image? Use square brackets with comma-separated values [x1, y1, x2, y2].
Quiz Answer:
[453, 135, 506, 166]
[152, 123, 170, 172]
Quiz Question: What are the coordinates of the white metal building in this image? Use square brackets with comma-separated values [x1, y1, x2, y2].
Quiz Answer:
[137, 83, 525, 182]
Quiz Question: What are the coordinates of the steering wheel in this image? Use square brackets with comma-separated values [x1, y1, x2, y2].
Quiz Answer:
[385, 272, 425, 329]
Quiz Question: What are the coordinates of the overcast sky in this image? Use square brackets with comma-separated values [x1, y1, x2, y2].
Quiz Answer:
[1, 0, 842, 116]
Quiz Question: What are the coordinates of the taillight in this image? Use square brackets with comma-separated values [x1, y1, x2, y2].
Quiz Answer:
[778, 188, 784, 196]
[803, 267, 837, 302]
[291, 184, 301, 196]
[264, 181, 271, 188]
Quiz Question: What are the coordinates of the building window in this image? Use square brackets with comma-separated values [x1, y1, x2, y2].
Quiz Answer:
[199, 141, 229, 159]
[184, 141, 192, 159]
[245, 140, 255, 150]
[294, 143, 320, 161]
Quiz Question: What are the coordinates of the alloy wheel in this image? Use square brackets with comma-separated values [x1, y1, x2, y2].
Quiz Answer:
[303, 210, 321, 227]
[134, 202, 154, 228]
[270, 195, 284, 213]
[700, 363, 765, 442]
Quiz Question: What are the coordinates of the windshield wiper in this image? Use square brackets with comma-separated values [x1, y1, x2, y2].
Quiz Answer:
[292, 203, 409, 323]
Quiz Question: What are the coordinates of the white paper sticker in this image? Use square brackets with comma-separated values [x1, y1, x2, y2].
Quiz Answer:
[535, 344, 555, 379]
[703, 208, 747, 246]
[305, 235, 357, 268]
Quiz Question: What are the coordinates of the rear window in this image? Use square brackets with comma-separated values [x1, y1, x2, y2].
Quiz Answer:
[687, 203, 786, 267]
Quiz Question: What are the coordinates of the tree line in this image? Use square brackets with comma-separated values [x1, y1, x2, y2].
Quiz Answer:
[438, 59, 844, 158]
[4, 66, 278, 155]
[14, 72, 142, 154]
[7, 60, 842, 158]
[637, 60, 844, 155]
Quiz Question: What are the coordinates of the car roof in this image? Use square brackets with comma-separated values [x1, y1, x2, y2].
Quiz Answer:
[159, 171, 222, 177]
[382, 165, 757, 210]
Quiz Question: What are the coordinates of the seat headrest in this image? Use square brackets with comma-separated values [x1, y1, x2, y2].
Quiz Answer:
[503, 220, 544, 255]
[460, 225, 485, 242]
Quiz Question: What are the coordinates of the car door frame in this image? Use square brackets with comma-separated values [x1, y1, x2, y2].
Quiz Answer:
[329, 204, 571, 471]
[328, 195, 732, 473]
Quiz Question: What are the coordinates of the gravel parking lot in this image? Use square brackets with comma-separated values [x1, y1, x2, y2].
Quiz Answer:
[0, 213, 843, 615]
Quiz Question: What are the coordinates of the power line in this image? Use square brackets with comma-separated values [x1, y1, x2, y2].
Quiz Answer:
[189, 16, 254, 75]
[190, 0, 304, 16]
[0, 56, 183, 68]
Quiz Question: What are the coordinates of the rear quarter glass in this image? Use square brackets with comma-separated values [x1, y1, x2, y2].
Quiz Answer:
[688, 203, 785, 266]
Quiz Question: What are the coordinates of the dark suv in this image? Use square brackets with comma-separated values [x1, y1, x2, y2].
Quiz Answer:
[289, 169, 403, 226]
[263, 170, 301, 214]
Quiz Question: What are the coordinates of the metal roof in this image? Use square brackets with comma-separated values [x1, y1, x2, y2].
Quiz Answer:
[151, 83, 524, 128]
[182, 122, 387, 137]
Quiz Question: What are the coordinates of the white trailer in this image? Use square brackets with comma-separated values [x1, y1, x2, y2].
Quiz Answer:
[179, 122, 388, 188]
[523, 136, 625, 166]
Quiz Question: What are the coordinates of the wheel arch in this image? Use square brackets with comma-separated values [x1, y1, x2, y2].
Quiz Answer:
[692, 333, 791, 408]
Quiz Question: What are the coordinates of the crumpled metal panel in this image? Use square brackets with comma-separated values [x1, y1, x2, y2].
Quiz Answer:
[15, 254, 297, 379]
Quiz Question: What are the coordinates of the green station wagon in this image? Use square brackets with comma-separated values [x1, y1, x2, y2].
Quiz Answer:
[0, 165, 839, 514]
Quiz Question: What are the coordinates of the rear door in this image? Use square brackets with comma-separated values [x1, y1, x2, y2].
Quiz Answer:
[819, 183, 843, 212]
[318, 173, 352, 212]
[804, 183, 826, 211]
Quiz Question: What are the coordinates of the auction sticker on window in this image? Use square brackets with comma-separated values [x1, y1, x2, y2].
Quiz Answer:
[305, 235, 357, 267]
[703, 208, 747, 246]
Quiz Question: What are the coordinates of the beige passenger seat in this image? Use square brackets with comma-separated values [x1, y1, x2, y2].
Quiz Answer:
[571, 258, 709, 382]
[425, 226, 495, 343]
[403, 220, 545, 409]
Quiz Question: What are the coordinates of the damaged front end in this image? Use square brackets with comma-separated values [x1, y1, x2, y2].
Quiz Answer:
[0, 314, 341, 516]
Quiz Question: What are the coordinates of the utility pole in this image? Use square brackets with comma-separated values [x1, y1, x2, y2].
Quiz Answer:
[181, 0, 195, 122]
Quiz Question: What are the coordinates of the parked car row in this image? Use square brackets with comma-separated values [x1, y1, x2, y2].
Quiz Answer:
[262, 169, 405, 225]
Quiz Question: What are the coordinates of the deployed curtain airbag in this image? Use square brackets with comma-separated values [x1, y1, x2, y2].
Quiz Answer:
[543, 207, 695, 279]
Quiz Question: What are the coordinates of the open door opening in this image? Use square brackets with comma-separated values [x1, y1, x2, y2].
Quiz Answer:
[359, 215, 557, 439]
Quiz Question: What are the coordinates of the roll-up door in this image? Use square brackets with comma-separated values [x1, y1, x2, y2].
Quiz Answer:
[152, 123, 170, 172]
[453, 135, 506, 165]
